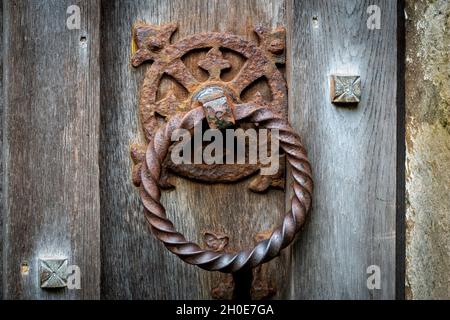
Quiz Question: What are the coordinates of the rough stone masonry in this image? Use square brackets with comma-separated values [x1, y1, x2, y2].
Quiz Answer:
[405, 0, 450, 300]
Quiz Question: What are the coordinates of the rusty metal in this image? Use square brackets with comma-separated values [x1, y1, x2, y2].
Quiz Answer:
[39, 258, 68, 289]
[131, 23, 313, 273]
[131, 23, 288, 190]
[211, 267, 275, 300]
[251, 265, 276, 300]
[330, 75, 361, 104]
[134, 103, 313, 272]
[211, 230, 277, 299]
[249, 154, 286, 193]
[211, 274, 234, 300]
[203, 231, 229, 252]
[193, 86, 236, 130]
[250, 230, 277, 300]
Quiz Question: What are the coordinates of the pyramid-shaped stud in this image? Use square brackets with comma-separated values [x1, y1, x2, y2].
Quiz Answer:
[330, 75, 361, 104]
[39, 258, 68, 289]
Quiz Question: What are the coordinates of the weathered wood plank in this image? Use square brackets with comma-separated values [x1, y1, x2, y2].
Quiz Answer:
[287, 0, 398, 299]
[100, 0, 289, 299]
[0, 0, 4, 301]
[2, 0, 101, 299]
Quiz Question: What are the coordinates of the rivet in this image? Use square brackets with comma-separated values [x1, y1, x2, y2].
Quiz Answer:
[39, 258, 68, 289]
[330, 75, 361, 104]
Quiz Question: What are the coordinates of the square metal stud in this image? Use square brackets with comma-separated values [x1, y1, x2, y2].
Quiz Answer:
[330, 75, 361, 104]
[39, 258, 68, 289]
[193, 86, 236, 130]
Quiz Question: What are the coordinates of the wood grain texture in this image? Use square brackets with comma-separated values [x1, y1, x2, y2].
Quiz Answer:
[1, 0, 401, 300]
[0, 0, 3, 301]
[287, 0, 397, 299]
[100, 0, 289, 299]
[2, 0, 101, 299]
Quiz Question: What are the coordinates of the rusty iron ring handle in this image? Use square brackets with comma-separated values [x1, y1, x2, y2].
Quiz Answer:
[139, 103, 313, 273]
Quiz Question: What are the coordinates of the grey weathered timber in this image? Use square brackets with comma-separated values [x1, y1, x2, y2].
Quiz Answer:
[0, 0, 4, 301]
[100, 0, 289, 299]
[2, 0, 101, 299]
[1, 0, 405, 300]
[286, 0, 398, 299]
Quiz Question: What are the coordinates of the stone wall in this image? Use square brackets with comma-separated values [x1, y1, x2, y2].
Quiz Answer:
[405, 0, 450, 300]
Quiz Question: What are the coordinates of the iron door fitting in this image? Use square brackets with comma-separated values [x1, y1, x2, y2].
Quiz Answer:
[130, 23, 313, 273]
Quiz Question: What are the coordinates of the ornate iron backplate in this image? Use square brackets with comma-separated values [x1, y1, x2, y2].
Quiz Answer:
[130, 22, 288, 192]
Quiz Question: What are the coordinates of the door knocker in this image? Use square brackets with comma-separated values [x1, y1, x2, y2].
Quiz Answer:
[130, 22, 313, 273]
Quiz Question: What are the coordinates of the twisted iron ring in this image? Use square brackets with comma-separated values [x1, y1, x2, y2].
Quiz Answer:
[139, 103, 313, 273]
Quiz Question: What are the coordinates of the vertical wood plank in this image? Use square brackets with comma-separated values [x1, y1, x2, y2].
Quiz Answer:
[100, 0, 288, 299]
[0, 0, 3, 301]
[287, 0, 398, 299]
[2, 0, 101, 299]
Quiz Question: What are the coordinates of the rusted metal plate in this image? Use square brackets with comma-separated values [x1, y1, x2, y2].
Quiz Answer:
[131, 23, 288, 191]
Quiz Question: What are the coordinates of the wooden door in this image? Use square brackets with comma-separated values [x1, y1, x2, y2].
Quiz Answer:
[1, 0, 401, 299]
